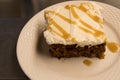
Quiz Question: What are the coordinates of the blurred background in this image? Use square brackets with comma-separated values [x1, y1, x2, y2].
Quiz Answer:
[0, 0, 119, 80]
[0, 0, 119, 18]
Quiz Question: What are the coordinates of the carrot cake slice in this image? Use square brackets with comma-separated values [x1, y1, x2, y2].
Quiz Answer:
[43, 2, 106, 59]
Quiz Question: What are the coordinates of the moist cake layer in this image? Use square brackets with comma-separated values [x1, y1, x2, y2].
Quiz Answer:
[49, 43, 106, 59]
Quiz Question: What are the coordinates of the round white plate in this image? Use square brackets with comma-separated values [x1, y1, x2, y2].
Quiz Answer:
[17, 1, 120, 80]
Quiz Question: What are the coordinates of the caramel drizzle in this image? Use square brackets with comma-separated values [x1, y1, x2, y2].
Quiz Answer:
[46, 15, 70, 39]
[45, 11, 78, 42]
[45, 11, 74, 24]
[66, 4, 103, 24]
[48, 25, 62, 37]
[70, 6, 104, 37]
[79, 4, 103, 24]
[45, 11, 93, 39]
[45, 4, 105, 40]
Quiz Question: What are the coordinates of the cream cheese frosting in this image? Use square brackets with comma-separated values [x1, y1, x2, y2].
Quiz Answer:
[44, 2, 106, 46]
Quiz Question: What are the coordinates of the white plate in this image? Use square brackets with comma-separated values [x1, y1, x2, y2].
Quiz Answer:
[17, 1, 120, 80]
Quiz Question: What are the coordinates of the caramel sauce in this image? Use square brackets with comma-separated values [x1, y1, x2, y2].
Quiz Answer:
[46, 9, 103, 38]
[45, 11, 73, 24]
[71, 7, 79, 19]
[83, 59, 92, 66]
[48, 25, 62, 37]
[70, 6, 104, 37]
[79, 19, 104, 37]
[77, 25, 93, 34]
[65, 5, 70, 9]
[79, 4, 103, 24]
[94, 31, 104, 37]
[45, 4, 105, 41]
[78, 4, 87, 12]
[107, 42, 120, 53]
[45, 11, 79, 42]
[79, 6, 103, 24]
[87, 12, 103, 24]
[46, 16, 70, 39]
[66, 5, 102, 24]
[71, 37, 77, 42]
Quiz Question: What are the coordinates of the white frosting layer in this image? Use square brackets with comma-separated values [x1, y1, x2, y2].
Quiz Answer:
[44, 2, 106, 46]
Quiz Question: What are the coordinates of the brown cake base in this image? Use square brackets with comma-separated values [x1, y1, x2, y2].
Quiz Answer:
[49, 43, 106, 59]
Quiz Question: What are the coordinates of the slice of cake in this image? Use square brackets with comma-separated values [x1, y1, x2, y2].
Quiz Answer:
[43, 2, 106, 59]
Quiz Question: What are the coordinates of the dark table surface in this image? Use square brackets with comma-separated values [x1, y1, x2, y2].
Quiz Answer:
[0, 0, 119, 80]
